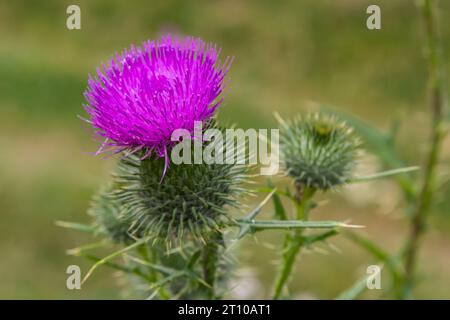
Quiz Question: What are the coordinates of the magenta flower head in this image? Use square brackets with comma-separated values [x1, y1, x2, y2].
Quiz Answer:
[83, 34, 232, 166]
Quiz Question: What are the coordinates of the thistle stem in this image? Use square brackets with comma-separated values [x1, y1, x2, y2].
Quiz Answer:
[202, 230, 224, 299]
[138, 244, 171, 300]
[272, 186, 316, 299]
[401, 0, 447, 298]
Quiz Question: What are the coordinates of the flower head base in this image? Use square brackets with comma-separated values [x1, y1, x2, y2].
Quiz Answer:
[84, 34, 232, 160]
[278, 113, 360, 190]
[111, 144, 248, 246]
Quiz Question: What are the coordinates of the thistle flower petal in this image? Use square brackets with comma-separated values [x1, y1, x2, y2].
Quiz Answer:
[83, 34, 232, 161]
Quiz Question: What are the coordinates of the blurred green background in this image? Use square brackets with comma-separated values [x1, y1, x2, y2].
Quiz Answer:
[1, 0, 449, 299]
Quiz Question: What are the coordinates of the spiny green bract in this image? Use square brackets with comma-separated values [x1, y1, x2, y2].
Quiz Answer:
[89, 187, 232, 298]
[111, 151, 248, 246]
[88, 185, 139, 244]
[278, 113, 360, 190]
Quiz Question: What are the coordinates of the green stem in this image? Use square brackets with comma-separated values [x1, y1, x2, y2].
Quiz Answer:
[401, 0, 447, 299]
[137, 244, 171, 300]
[202, 231, 224, 299]
[272, 186, 316, 299]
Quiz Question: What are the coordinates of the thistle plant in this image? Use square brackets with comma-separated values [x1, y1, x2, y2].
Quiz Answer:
[60, 34, 247, 299]
[271, 113, 361, 299]
[60, 33, 421, 300]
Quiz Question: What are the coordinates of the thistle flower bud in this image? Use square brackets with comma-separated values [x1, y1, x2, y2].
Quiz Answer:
[112, 146, 248, 245]
[278, 113, 360, 190]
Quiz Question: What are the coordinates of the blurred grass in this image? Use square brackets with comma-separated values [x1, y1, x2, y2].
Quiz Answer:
[0, 0, 449, 298]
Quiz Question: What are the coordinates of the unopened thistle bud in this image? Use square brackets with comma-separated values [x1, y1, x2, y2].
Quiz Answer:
[278, 113, 360, 190]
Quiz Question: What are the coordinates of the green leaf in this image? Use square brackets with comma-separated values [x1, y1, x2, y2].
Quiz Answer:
[77, 252, 154, 282]
[66, 241, 111, 256]
[236, 188, 277, 240]
[125, 255, 178, 276]
[146, 271, 186, 298]
[55, 221, 96, 233]
[82, 237, 150, 284]
[348, 166, 419, 184]
[267, 178, 288, 220]
[335, 273, 370, 300]
[236, 219, 363, 230]
[257, 187, 293, 200]
[303, 230, 338, 246]
[187, 249, 202, 269]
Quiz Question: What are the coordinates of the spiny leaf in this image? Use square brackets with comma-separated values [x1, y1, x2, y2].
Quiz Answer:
[125, 254, 178, 276]
[348, 166, 419, 184]
[77, 252, 153, 283]
[303, 230, 338, 246]
[257, 187, 294, 200]
[146, 271, 187, 300]
[82, 237, 150, 284]
[66, 241, 111, 256]
[236, 219, 364, 230]
[236, 188, 277, 240]
[335, 274, 370, 300]
[267, 178, 288, 220]
[55, 221, 96, 233]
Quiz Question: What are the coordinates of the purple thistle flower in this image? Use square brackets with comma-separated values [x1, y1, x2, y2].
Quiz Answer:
[83, 34, 232, 168]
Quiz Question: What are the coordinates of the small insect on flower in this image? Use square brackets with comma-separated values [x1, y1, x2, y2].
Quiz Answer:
[83, 34, 232, 171]
[277, 113, 361, 190]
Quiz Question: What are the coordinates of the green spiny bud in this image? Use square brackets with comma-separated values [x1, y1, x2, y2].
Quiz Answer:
[111, 150, 248, 246]
[278, 112, 360, 190]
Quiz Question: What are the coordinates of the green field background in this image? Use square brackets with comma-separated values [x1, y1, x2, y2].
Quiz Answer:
[1, 0, 449, 299]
